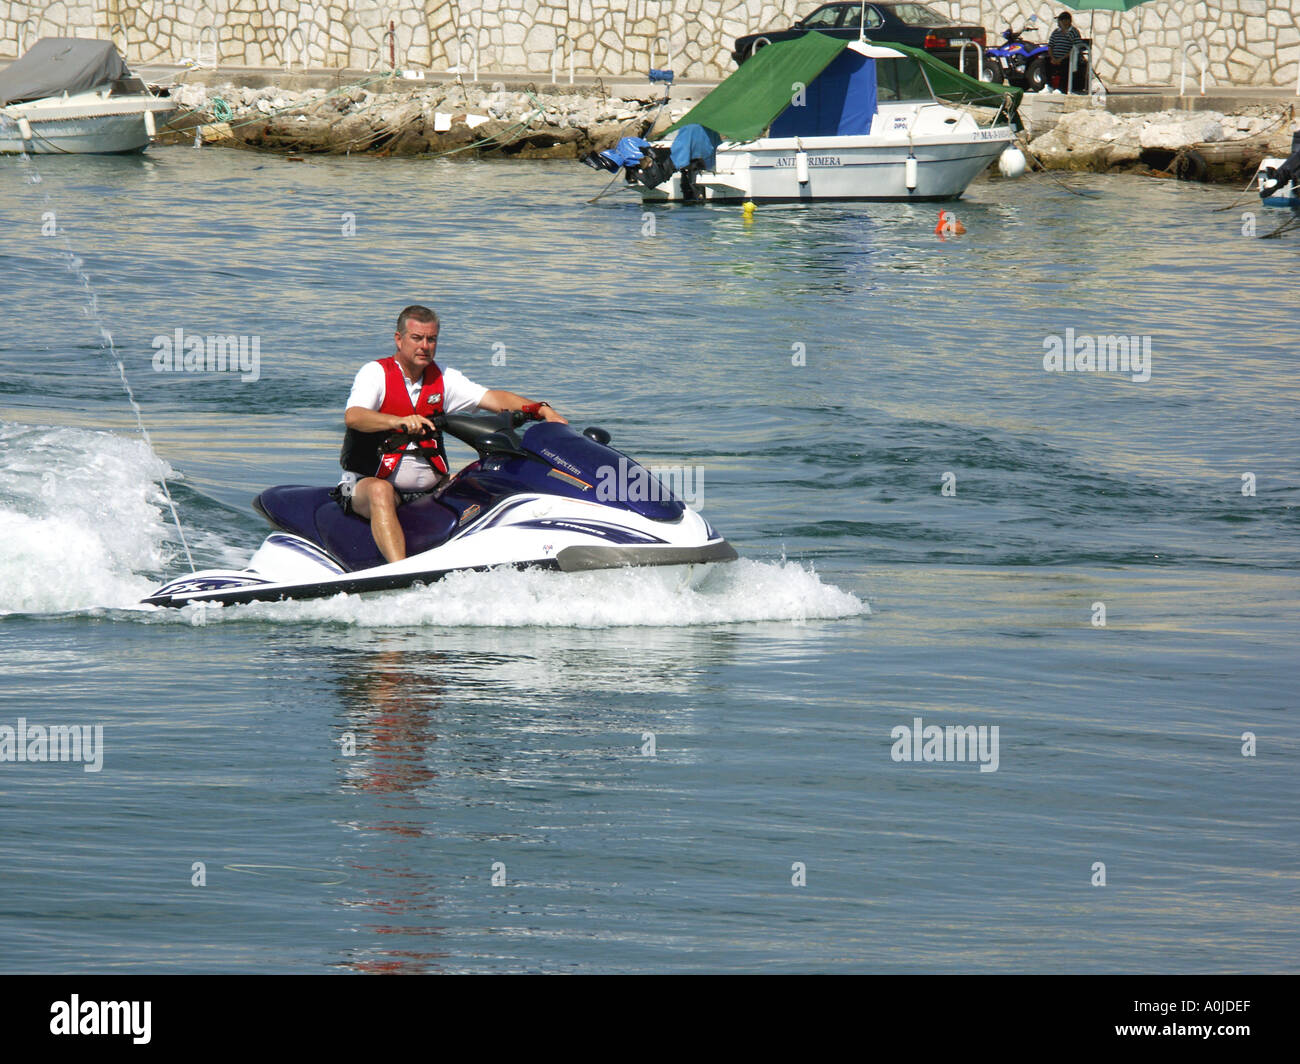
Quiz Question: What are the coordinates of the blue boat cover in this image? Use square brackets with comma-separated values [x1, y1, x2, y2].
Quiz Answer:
[769, 50, 877, 138]
[600, 136, 651, 168]
[669, 123, 722, 170]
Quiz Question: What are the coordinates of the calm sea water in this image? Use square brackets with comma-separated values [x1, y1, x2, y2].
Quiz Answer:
[0, 147, 1296, 973]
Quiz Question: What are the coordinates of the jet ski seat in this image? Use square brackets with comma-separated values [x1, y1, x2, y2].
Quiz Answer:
[253, 486, 461, 572]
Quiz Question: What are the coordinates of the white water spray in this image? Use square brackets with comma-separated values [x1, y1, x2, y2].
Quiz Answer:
[16, 150, 195, 572]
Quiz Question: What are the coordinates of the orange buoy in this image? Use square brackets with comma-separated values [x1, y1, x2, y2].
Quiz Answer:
[935, 210, 966, 237]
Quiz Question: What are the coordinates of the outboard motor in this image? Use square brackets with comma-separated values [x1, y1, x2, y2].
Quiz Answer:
[581, 135, 653, 175]
[666, 124, 721, 202]
[582, 123, 721, 202]
[636, 146, 676, 188]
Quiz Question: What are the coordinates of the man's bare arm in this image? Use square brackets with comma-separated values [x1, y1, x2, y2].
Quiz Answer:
[478, 390, 568, 424]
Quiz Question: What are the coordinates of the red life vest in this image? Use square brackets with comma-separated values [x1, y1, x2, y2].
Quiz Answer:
[373, 357, 448, 478]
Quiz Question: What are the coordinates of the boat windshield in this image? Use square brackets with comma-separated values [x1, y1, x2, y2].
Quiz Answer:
[874, 56, 932, 102]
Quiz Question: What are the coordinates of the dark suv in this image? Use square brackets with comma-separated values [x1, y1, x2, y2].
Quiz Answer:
[733, 2, 987, 75]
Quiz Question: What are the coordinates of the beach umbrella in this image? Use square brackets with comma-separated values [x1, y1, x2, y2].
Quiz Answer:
[1061, 0, 1161, 34]
[1062, 0, 1164, 36]
[1062, 0, 1160, 35]
[1063, 1, 1158, 9]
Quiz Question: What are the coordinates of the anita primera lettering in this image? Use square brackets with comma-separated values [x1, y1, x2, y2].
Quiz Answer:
[152, 327, 261, 382]
[1043, 328, 1151, 382]
[0, 718, 103, 772]
[890, 716, 999, 773]
[50, 995, 151, 1044]
[772, 155, 842, 167]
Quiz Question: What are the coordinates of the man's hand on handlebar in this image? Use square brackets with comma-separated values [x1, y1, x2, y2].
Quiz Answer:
[393, 414, 437, 436]
[521, 401, 568, 425]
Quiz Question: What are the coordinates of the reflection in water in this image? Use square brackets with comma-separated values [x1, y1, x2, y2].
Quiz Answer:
[321, 625, 745, 972]
[330, 644, 449, 973]
[333, 646, 444, 799]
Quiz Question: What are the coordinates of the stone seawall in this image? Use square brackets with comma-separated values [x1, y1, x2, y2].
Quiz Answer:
[2, 1, 1298, 90]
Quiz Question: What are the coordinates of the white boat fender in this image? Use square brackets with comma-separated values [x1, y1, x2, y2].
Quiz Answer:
[18, 117, 33, 141]
[904, 156, 918, 191]
[795, 150, 809, 184]
[998, 146, 1027, 178]
[144, 110, 156, 137]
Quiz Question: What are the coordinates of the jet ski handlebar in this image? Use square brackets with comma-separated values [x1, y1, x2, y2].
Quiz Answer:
[379, 409, 536, 457]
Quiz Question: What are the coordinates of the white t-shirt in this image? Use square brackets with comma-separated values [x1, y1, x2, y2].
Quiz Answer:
[344, 360, 489, 491]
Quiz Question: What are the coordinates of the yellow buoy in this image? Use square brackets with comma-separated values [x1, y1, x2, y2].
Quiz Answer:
[742, 201, 756, 221]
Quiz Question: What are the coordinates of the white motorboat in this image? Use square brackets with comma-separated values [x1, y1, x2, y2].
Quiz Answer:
[0, 38, 175, 154]
[584, 34, 1022, 203]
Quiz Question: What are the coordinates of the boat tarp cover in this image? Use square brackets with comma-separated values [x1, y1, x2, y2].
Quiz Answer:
[603, 136, 652, 167]
[666, 32, 1022, 142]
[0, 38, 132, 106]
[666, 32, 849, 142]
[770, 48, 877, 138]
[669, 124, 722, 169]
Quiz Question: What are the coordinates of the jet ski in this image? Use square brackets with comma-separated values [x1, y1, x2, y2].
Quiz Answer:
[144, 411, 737, 607]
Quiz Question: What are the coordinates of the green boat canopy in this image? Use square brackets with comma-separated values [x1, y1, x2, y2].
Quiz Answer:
[667, 32, 848, 142]
[666, 32, 1022, 142]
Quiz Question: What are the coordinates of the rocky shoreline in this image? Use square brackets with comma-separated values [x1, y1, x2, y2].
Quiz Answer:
[161, 80, 684, 159]
[159, 78, 1296, 185]
[1025, 104, 1295, 183]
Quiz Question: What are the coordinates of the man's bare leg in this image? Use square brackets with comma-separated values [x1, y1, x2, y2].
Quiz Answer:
[351, 477, 406, 562]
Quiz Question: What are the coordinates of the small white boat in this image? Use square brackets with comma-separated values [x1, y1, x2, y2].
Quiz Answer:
[584, 34, 1022, 203]
[0, 38, 175, 154]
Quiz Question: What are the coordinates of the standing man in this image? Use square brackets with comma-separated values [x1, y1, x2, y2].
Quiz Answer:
[339, 304, 567, 563]
[1047, 12, 1082, 93]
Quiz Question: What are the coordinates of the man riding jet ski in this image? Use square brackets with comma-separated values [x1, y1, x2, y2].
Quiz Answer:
[338, 304, 567, 563]
[145, 306, 737, 607]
